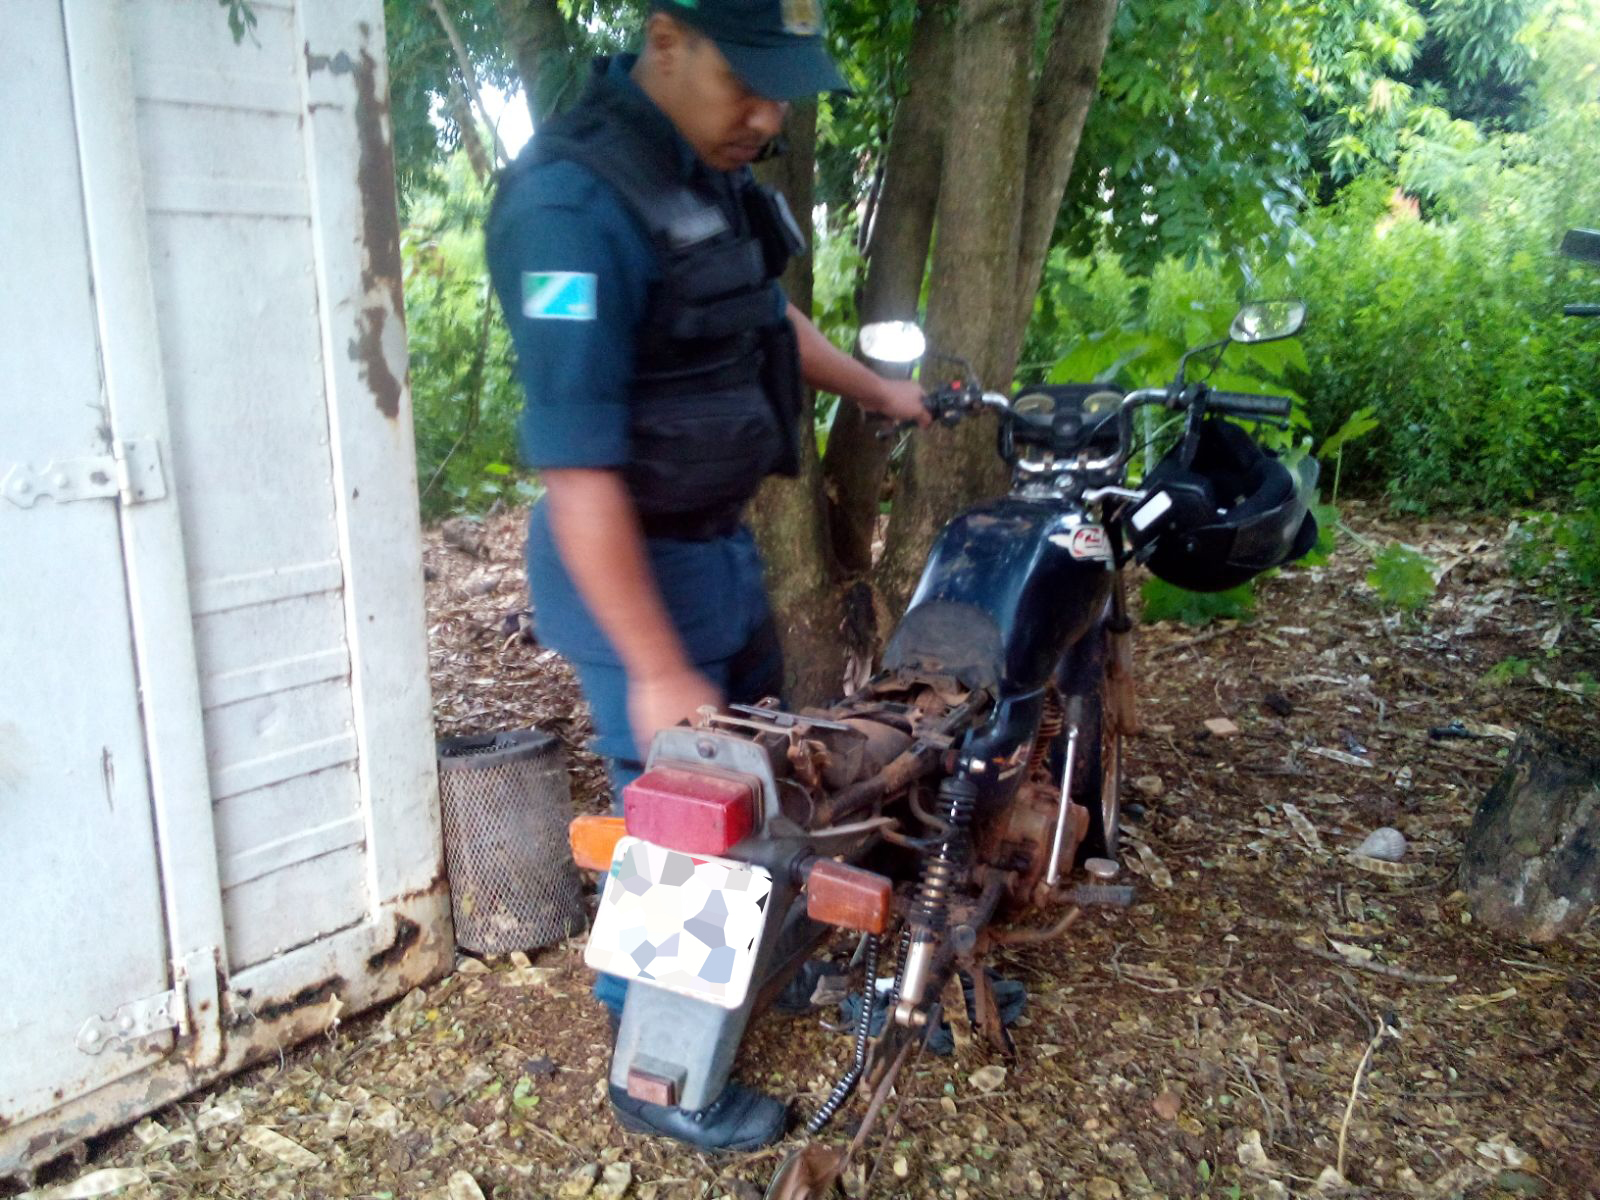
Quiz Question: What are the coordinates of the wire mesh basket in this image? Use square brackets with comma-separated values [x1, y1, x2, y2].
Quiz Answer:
[437, 729, 587, 955]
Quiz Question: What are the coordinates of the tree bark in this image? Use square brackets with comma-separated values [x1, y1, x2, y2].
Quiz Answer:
[822, 0, 954, 575]
[429, 0, 509, 166]
[1461, 730, 1600, 943]
[448, 84, 492, 182]
[747, 105, 853, 707]
[1012, 0, 1122, 339]
[492, 0, 571, 123]
[874, 0, 1038, 612]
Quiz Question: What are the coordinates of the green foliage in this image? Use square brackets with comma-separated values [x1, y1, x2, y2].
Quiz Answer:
[1512, 509, 1600, 596]
[1319, 406, 1381, 459]
[810, 228, 868, 454]
[1027, 255, 1314, 476]
[813, 0, 922, 221]
[403, 152, 531, 518]
[1366, 542, 1438, 610]
[1300, 497, 1344, 565]
[1063, 0, 1315, 272]
[1028, 7, 1599, 579]
[1483, 656, 1533, 685]
[1317, 405, 1380, 501]
[1549, 509, 1600, 593]
[384, 1, 529, 202]
[511, 1076, 541, 1110]
[1141, 577, 1257, 627]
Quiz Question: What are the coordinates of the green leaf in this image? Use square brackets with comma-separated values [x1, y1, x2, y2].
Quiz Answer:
[1366, 542, 1437, 612]
[1047, 330, 1167, 386]
[1301, 499, 1341, 565]
[511, 1077, 541, 1110]
[1318, 406, 1380, 457]
[1198, 1159, 1213, 1183]
[482, 461, 513, 476]
[1482, 656, 1532, 685]
[1141, 577, 1256, 626]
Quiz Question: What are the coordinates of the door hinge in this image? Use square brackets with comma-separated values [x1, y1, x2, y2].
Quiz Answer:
[77, 947, 220, 1056]
[2, 438, 167, 509]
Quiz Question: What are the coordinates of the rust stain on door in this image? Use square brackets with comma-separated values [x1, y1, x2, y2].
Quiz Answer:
[307, 39, 406, 420]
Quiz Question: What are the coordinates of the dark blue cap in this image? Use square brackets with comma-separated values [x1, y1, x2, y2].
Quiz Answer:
[651, 0, 849, 100]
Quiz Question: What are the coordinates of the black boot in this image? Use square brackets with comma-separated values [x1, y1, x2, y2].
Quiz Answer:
[609, 1082, 787, 1152]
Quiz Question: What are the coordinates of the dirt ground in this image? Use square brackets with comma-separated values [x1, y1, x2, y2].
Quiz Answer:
[25, 503, 1600, 1200]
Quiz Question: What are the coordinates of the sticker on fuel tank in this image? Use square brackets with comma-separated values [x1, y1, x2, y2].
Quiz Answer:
[1049, 525, 1112, 562]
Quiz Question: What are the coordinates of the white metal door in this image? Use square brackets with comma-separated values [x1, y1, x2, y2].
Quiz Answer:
[2, 1, 449, 1173]
[0, 6, 177, 1126]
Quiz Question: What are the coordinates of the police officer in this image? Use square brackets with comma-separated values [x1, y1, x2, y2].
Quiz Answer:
[486, 0, 928, 1152]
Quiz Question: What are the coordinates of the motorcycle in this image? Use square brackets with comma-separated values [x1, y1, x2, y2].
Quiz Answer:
[1563, 226, 1600, 316]
[567, 299, 1318, 1195]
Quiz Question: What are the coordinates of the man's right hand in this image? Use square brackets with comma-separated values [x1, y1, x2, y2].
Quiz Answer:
[543, 469, 723, 760]
[628, 666, 724, 759]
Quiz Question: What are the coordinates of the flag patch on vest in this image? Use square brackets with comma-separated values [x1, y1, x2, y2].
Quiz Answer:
[522, 271, 597, 321]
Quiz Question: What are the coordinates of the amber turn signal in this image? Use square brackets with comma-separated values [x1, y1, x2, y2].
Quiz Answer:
[804, 859, 892, 934]
[569, 815, 627, 872]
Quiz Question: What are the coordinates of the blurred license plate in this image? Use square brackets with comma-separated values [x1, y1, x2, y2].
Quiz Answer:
[584, 837, 772, 1010]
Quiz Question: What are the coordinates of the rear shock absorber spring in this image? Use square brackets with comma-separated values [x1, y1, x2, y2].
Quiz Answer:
[806, 931, 881, 1134]
[1028, 687, 1064, 780]
[909, 776, 979, 932]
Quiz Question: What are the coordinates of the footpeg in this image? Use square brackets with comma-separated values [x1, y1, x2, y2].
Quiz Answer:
[1069, 883, 1136, 908]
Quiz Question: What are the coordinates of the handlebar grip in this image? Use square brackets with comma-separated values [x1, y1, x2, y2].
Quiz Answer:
[1565, 304, 1600, 318]
[1209, 390, 1293, 419]
[873, 393, 940, 441]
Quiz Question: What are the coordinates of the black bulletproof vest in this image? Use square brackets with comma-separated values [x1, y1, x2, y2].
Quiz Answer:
[503, 60, 804, 518]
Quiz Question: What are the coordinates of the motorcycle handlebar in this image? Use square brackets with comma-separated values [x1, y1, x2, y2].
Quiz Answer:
[1565, 303, 1600, 318]
[1207, 390, 1294, 419]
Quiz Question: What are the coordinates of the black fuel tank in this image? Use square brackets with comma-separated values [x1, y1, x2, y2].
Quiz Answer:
[883, 498, 1113, 695]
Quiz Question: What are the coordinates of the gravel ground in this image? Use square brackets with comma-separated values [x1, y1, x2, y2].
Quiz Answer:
[18, 502, 1600, 1200]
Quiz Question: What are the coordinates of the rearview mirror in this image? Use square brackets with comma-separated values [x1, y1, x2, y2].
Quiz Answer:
[1561, 228, 1600, 265]
[858, 321, 927, 379]
[1229, 300, 1306, 344]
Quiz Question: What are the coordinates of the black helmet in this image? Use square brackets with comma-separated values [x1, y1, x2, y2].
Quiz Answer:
[1127, 418, 1319, 592]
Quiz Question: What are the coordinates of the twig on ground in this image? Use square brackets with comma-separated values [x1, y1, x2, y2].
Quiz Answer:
[1154, 621, 1257, 657]
[1272, 1055, 1296, 1133]
[1336, 1015, 1397, 1180]
[1222, 992, 1286, 1017]
[1305, 945, 1458, 985]
[1233, 1055, 1278, 1138]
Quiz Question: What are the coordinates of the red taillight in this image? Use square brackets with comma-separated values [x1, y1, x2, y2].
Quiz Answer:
[622, 765, 758, 856]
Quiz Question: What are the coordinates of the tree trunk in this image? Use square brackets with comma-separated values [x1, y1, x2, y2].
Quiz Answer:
[747, 105, 853, 707]
[1012, 0, 1121, 338]
[1461, 730, 1600, 943]
[492, 0, 570, 123]
[873, 0, 1121, 613]
[448, 85, 492, 182]
[822, 0, 954, 575]
[874, 0, 1038, 611]
[429, 0, 509, 166]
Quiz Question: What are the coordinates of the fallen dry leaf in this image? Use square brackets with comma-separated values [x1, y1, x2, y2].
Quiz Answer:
[969, 1064, 1007, 1093]
[1456, 987, 1518, 1011]
[241, 1126, 321, 1170]
[30, 1169, 148, 1199]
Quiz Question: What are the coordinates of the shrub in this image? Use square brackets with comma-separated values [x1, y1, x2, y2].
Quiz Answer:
[403, 153, 532, 519]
